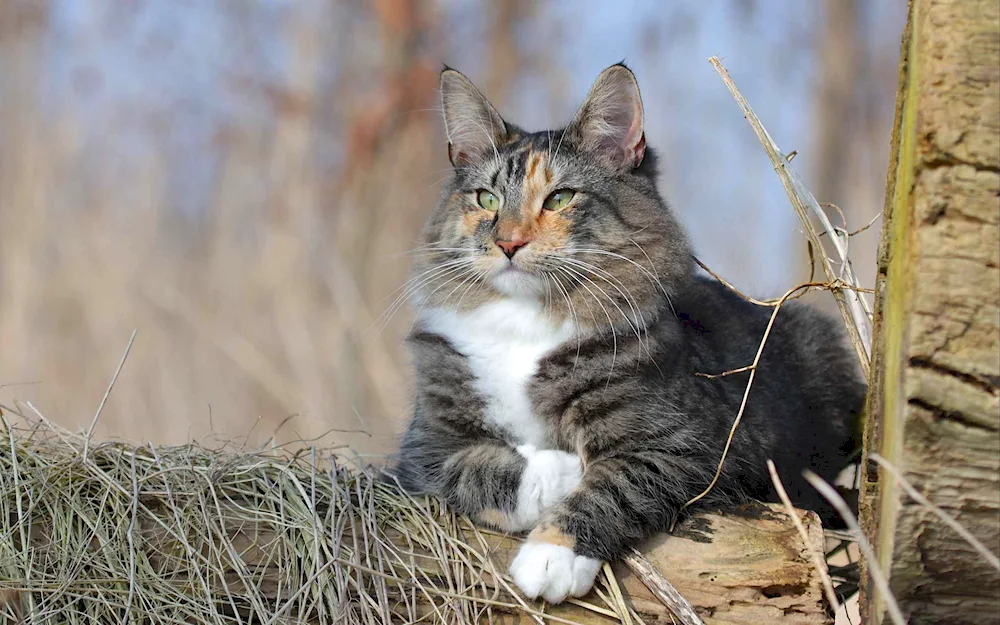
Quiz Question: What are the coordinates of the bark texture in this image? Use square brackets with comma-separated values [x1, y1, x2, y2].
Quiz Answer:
[859, 0, 1000, 623]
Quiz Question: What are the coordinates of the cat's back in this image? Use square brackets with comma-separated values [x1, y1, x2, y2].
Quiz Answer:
[672, 275, 866, 408]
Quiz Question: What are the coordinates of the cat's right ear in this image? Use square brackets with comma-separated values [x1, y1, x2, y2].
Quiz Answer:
[564, 63, 646, 172]
[440, 68, 508, 167]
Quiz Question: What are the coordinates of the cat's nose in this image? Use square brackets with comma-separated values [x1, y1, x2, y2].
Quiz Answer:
[497, 238, 528, 259]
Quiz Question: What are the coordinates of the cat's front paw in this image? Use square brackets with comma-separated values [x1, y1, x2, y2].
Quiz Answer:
[509, 541, 602, 604]
[512, 445, 582, 530]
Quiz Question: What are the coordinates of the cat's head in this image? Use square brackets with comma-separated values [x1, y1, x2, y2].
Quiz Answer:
[413, 64, 691, 326]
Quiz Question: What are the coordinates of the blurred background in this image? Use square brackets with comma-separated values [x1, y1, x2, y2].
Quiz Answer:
[0, 0, 905, 457]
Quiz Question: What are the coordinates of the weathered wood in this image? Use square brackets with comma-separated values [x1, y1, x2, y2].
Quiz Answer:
[608, 505, 831, 625]
[859, 0, 1000, 623]
[0, 428, 830, 624]
[135, 502, 831, 624]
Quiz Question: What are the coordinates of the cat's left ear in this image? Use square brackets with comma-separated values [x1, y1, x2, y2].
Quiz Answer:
[440, 68, 509, 167]
[565, 64, 645, 171]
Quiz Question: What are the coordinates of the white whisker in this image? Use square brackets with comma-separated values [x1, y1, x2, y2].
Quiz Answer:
[558, 257, 654, 362]
[565, 246, 676, 317]
[556, 261, 645, 359]
[374, 260, 472, 333]
[403, 265, 480, 337]
[555, 266, 617, 390]
[550, 271, 583, 372]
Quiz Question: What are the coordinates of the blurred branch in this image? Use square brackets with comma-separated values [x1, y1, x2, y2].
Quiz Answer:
[486, 0, 532, 105]
[811, 0, 860, 205]
[341, 0, 438, 191]
[139, 282, 301, 414]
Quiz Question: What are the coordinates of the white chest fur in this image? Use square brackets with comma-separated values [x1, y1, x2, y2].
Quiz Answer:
[419, 299, 576, 446]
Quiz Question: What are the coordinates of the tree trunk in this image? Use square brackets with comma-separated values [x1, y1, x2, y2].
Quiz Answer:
[859, 1, 1000, 623]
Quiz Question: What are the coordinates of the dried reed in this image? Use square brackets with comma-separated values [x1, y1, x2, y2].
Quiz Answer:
[0, 411, 638, 624]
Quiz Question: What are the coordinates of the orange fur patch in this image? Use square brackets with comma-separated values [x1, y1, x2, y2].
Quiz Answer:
[527, 153, 539, 180]
[496, 215, 526, 243]
[527, 523, 576, 549]
[535, 207, 573, 249]
[470, 149, 574, 255]
[460, 208, 489, 236]
[521, 152, 549, 220]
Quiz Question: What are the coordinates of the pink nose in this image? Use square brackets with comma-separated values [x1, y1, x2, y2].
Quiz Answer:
[497, 238, 528, 259]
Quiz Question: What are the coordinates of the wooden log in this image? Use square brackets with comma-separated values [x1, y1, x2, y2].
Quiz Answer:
[0, 433, 830, 624]
[859, 0, 1000, 623]
[599, 504, 833, 625]
[132, 501, 831, 624]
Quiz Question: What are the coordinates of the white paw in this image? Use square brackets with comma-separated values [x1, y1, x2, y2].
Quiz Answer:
[509, 541, 602, 604]
[511, 445, 582, 530]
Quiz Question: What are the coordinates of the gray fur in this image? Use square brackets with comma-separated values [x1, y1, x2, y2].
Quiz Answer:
[392, 64, 865, 562]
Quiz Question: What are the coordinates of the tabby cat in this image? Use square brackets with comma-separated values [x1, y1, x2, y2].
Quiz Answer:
[393, 64, 865, 604]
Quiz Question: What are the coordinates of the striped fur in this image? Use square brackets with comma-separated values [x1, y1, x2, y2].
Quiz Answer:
[392, 64, 865, 603]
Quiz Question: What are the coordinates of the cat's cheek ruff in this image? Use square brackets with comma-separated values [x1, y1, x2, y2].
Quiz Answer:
[509, 542, 602, 603]
[508, 445, 583, 531]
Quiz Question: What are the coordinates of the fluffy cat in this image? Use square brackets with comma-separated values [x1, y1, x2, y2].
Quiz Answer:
[393, 63, 865, 604]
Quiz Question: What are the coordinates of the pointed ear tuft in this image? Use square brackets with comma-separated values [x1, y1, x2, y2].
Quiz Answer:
[440, 69, 508, 167]
[565, 64, 645, 171]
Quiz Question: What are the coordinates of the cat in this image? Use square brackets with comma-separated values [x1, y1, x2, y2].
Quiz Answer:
[392, 63, 866, 604]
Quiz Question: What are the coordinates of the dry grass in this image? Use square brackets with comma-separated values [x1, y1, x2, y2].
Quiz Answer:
[0, 410, 652, 624]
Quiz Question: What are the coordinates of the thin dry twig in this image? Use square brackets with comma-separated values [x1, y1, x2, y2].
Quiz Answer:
[624, 549, 704, 625]
[83, 328, 137, 459]
[821, 202, 849, 232]
[870, 453, 1000, 571]
[806, 241, 818, 283]
[677, 281, 826, 518]
[693, 255, 850, 310]
[767, 460, 840, 612]
[804, 471, 906, 625]
[847, 211, 883, 237]
[692, 256, 774, 307]
[679, 275, 874, 520]
[600, 561, 637, 625]
[818, 207, 883, 239]
[694, 364, 753, 380]
[709, 56, 873, 376]
[0, 381, 41, 393]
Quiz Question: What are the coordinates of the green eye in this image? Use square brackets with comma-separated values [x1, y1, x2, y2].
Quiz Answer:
[543, 189, 576, 211]
[476, 190, 500, 211]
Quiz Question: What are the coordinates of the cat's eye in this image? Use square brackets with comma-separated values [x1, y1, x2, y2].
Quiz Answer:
[476, 190, 500, 211]
[543, 189, 575, 211]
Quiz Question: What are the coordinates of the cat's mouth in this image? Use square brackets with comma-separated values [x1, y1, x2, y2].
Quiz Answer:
[491, 261, 545, 297]
[497, 262, 528, 274]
